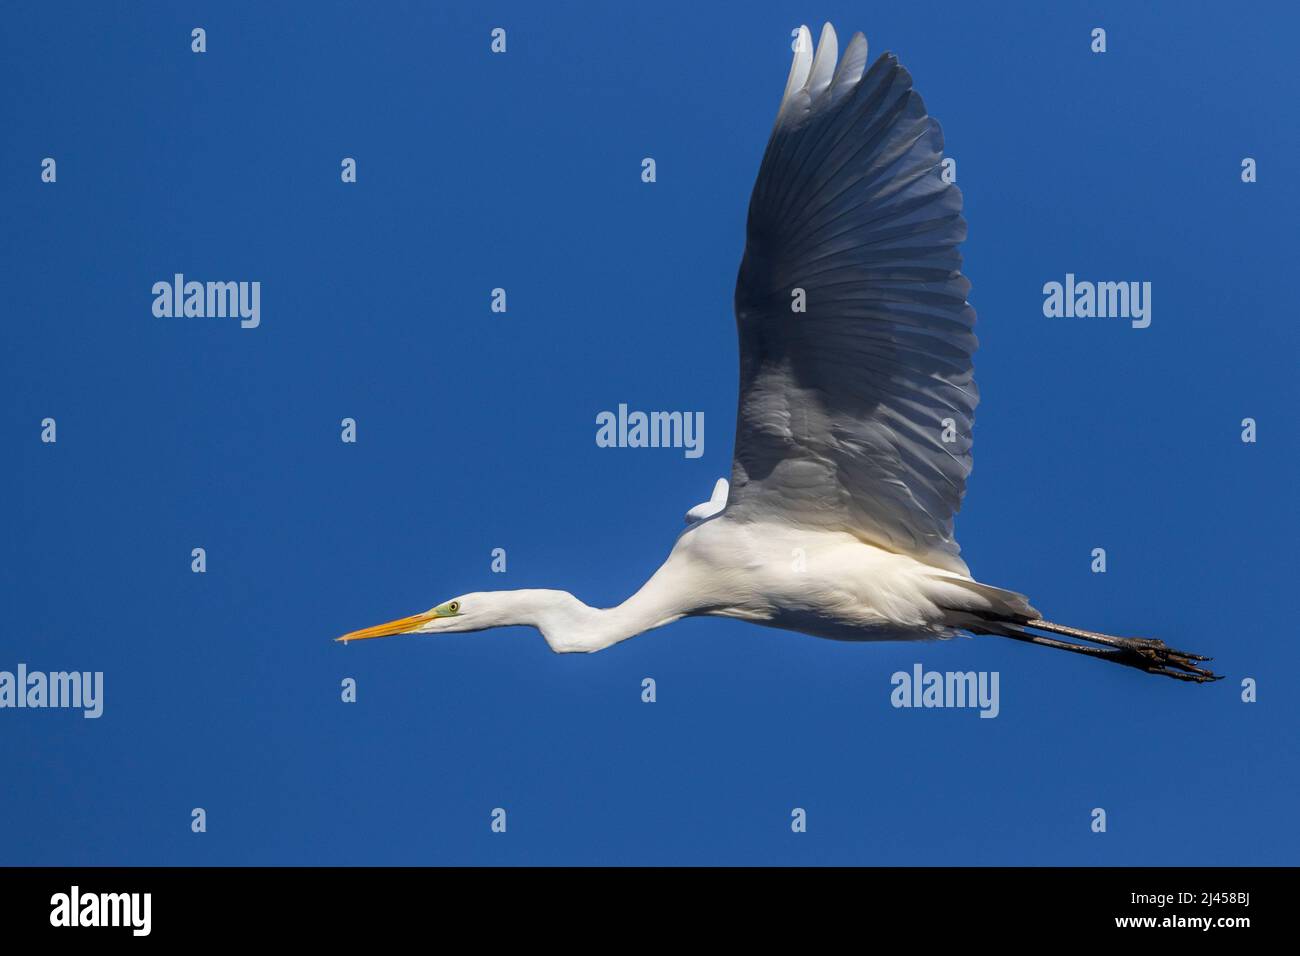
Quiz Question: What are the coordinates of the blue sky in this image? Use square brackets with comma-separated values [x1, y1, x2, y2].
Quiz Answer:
[2, 0, 1296, 865]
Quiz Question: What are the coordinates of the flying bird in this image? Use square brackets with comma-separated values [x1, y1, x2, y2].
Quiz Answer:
[338, 24, 1218, 683]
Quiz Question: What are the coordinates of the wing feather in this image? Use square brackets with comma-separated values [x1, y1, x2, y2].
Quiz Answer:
[728, 25, 975, 573]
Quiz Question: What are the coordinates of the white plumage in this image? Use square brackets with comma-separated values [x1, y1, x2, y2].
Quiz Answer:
[337, 24, 1219, 683]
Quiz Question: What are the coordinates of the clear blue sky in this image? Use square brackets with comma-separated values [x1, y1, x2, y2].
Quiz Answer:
[2, 0, 1296, 865]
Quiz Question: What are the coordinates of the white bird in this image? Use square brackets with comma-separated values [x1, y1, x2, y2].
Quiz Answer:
[338, 24, 1218, 683]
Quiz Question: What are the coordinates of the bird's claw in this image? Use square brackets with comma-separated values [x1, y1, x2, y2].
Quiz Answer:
[1115, 637, 1221, 683]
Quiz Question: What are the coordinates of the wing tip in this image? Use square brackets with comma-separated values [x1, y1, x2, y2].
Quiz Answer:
[781, 25, 814, 104]
[806, 23, 839, 97]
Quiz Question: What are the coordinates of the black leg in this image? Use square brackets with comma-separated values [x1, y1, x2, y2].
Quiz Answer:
[995, 622, 1222, 683]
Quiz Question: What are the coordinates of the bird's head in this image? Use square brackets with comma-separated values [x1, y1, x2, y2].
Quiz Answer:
[334, 594, 485, 643]
[334, 589, 602, 651]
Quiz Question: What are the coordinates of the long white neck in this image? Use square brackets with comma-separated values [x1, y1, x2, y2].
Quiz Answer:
[479, 573, 691, 653]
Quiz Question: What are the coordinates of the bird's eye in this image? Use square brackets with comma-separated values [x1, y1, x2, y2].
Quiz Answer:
[448, 601, 460, 613]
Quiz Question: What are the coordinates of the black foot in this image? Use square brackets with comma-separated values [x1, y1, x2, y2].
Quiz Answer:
[1105, 637, 1222, 683]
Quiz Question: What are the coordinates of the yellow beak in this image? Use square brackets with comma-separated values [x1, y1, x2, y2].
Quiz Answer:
[335, 610, 436, 644]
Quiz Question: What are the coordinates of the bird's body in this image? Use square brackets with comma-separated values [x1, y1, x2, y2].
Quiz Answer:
[405, 519, 1022, 654]
[593, 509, 1031, 651]
[337, 23, 1219, 683]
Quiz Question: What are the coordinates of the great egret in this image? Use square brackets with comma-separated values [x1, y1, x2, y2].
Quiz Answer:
[338, 23, 1218, 683]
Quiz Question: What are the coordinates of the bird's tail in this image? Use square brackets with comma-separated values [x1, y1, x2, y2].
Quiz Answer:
[929, 572, 1039, 624]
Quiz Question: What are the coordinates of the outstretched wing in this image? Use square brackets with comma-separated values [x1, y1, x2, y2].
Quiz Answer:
[727, 24, 977, 573]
